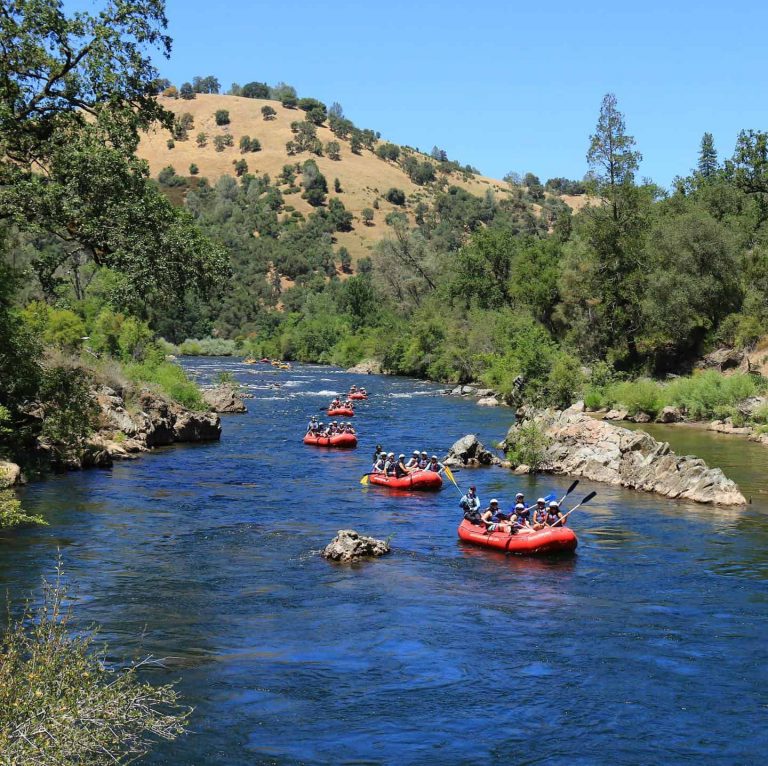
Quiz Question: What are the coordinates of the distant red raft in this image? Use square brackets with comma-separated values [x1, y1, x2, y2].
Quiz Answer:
[457, 519, 577, 555]
[368, 470, 443, 491]
[349, 392, 367, 400]
[303, 432, 357, 448]
[327, 407, 354, 417]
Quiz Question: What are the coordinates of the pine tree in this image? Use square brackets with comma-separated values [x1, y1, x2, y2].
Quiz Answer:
[698, 132, 719, 178]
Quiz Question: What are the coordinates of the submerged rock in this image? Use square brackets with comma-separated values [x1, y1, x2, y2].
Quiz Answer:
[202, 384, 247, 413]
[322, 529, 391, 563]
[444, 434, 501, 467]
[505, 407, 746, 506]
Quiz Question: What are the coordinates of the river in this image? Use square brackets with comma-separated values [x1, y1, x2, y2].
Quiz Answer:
[2, 359, 768, 765]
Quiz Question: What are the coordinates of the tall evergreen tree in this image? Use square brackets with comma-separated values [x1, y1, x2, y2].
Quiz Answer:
[698, 132, 719, 178]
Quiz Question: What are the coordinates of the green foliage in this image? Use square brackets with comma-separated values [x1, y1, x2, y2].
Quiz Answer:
[665, 371, 761, 420]
[214, 109, 230, 126]
[177, 337, 239, 355]
[301, 160, 328, 206]
[385, 188, 406, 205]
[262, 105, 277, 120]
[158, 165, 187, 187]
[189, 163, 199, 175]
[0, 489, 46, 529]
[606, 379, 665, 417]
[242, 81, 270, 99]
[326, 141, 341, 160]
[505, 422, 550, 472]
[196, 132, 207, 147]
[213, 134, 234, 151]
[362, 207, 374, 225]
[125, 358, 206, 411]
[0, 568, 189, 762]
[233, 159, 248, 177]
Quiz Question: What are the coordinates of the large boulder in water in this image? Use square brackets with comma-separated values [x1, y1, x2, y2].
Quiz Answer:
[202, 384, 247, 413]
[323, 529, 391, 563]
[444, 434, 501, 467]
[346, 359, 382, 375]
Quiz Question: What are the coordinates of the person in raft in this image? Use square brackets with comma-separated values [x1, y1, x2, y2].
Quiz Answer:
[460, 485, 480, 514]
[349, 385, 357, 393]
[360, 387, 367, 396]
[384, 452, 397, 474]
[307, 416, 318, 433]
[531, 498, 548, 528]
[373, 452, 387, 473]
[480, 499, 514, 533]
[510, 502, 532, 530]
[330, 397, 341, 408]
[394, 454, 411, 478]
[406, 450, 421, 469]
[426, 455, 444, 473]
[345, 421, 356, 434]
[544, 500, 566, 527]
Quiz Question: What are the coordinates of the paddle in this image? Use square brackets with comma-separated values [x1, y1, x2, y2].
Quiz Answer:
[444, 465, 463, 496]
[546, 490, 596, 527]
[558, 479, 579, 506]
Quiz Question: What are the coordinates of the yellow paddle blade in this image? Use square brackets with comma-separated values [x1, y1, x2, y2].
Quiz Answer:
[444, 465, 459, 489]
[360, 474, 369, 486]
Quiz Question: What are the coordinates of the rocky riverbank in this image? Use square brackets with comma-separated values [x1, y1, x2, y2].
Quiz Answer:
[504, 406, 746, 505]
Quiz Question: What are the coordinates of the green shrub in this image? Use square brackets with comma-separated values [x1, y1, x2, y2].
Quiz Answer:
[178, 337, 238, 356]
[505, 422, 550, 472]
[0, 568, 189, 762]
[666, 371, 761, 420]
[125, 360, 206, 410]
[0, 489, 47, 529]
[606, 379, 664, 417]
[214, 109, 230, 125]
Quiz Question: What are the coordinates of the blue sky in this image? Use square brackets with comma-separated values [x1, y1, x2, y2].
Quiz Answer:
[156, 0, 768, 187]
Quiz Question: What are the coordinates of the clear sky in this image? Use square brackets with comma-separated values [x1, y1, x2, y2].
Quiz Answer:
[155, 0, 768, 187]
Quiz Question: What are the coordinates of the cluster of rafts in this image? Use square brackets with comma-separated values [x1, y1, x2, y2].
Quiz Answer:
[302, 384, 582, 556]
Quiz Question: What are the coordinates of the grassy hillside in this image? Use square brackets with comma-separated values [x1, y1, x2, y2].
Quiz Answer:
[137, 94, 517, 262]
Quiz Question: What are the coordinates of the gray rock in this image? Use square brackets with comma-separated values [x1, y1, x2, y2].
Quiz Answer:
[566, 400, 586, 413]
[451, 386, 464, 396]
[445, 434, 501, 466]
[632, 412, 652, 423]
[0, 460, 24, 488]
[505, 408, 746, 506]
[476, 396, 500, 407]
[738, 396, 768, 417]
[656, 406, 683, 423]
[173, 410, 222, 442]
[322, 529, 391, 563]
[475, 388, 496, 398]
[604, 408, 629, 421]
[346, 359, 382, 375]
[698, 347, 748, 373]
[202, 384, 247, 413]
[461, 385, 477, 395]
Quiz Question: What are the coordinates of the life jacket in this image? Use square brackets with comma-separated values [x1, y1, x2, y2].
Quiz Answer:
[464, 509, 482, 525]
[545, 511, 562, 526]
[395, 462, 409, 478]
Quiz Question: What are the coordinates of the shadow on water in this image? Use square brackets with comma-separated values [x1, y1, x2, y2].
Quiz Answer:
[3, 359, 768, 765]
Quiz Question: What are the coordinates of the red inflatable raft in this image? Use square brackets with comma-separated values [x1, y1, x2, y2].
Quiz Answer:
[327, 407, 354, 417]
[457, 519, 577, 555]
[368, 470, 443, 491]
[303, 432, 357, 448]
[349, 392, 367, 400]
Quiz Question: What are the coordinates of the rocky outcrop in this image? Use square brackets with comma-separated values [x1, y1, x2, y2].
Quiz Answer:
[604, 408, 628, 421]
[0, 461, 24, 488]
[698, 348, 750, 373]
[322, 529, 391, 563]
[656, 406, 683, 423]
[444, 434, 501, 467]
[477, 396, 500, 407]
[707, 420, 752, 435]
[202, 384, 247, 413]
[91, 385, 221, 461]
[346, 359, 382, 375]
[505, 407, 746, 505]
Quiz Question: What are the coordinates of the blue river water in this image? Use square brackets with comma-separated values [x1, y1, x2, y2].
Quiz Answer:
[2, 359, 768, 765]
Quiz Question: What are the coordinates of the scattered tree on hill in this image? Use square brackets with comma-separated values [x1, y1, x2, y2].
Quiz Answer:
[238, 136, 261, 153]
[329, 115, 353, 139]
[326, 141, 341, 160]
[233, 159, 248, 177]
[385, 188, 406, 206]
[545, 177, 587, 195]
[339, 246, 352, 273]
[166, 139, 174, 150]
[372, 198, 380, 209]
[180, 82, 195, 99]
[173, 112, 194, 140]
[213, 134, 234, 151]
[376, 143, 400, 162]
[162, 85, 178, 98]
[270, 82, 297, 101]
[242, 81, 270, 99]
[362, 207, 374, 225]
[281, 94, 298, 108]
[334, 178, 342, 193]
[329, 102, 344, 119]
[262, 105, 277, 120]
[189, 163, 199, 175]
[504, 170, 522, 186]
[288, 121, 321, 155]
[328, 198, 354, 231]
[358, 256, 373, 274]
[158, 166, 187, 187]
[301, 160, 328, 206]
[227, 82, 242, 96]
[431, 146, 448, 162]
[350, 133, 363, 154]
[403, 157, 436, 185]
[727, 129, 768, 228]
[196, 132, 207, 147]
[214, 109, 230, 126]
[193, 75, 220, 94]
[280, 164, 297, 185]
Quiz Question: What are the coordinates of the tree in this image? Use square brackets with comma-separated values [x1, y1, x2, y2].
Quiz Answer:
[587, 93, 642, 220]
[213, 134, 233, 151]
[698, 132, 719, 179]
[162, 85, 178, 98]
[301, 160, 328, 206]
[376, 143, 400, 162]
[350, 133, 363, 154]
[262, 105, 277, 120]
[329, 102, 344, 119]
[334, 178, 342, 193]
[328, 198, 353, 231]
[338, 247, 352, 274]
[196, 132, 207, 147]
[326, 141, 341, 160]
[193, 75, 220, 94]
[271, 82, 297, 101]
[385, 188, 406, 205]
[242, 81, 270, 98]
[215, 109, 230, 126]
[240, 135, 252, 153]
[281, 94, 297, 109]
[233, 159, 248, 177]
[180, 82, 195, 99]
[431, 146, 448, 162]
[362, 208, 374, 225]
[727, 130, 768, 229]
[189, 163, 199, 175]
[0, 0, 228, 307]
[228, 82, 242, 96]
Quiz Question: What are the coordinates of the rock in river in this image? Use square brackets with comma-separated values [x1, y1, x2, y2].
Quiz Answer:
[323, 530, 391, 563]
[505, 407, 746, 506]
[202, 384, 247, 413]
[444, 434, 501, 467]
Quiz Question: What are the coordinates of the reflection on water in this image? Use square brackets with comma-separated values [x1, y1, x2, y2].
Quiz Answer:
[2, 359, 768, 765]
